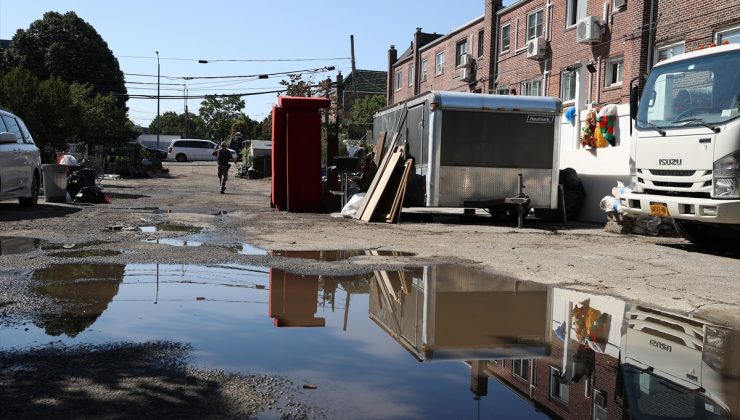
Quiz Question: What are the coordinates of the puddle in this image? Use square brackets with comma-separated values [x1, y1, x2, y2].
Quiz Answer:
[0, 237, 44, 255]
[49, 249, 122, 258]
[3, 263, 738, 419]
[139, 224, 203, 233]
[271, 249, 415, 261]
[239, 243, 269, 256]
[42, 240, 110, 251]
[144, 238, 203, 247]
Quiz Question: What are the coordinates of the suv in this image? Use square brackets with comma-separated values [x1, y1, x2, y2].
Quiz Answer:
[167, 139, 236, 162]
[0, 109, 41, 206]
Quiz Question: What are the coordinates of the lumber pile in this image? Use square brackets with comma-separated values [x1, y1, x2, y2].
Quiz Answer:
[354, 106, 413, 223]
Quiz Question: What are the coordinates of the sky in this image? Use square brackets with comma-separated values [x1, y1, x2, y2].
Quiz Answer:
[0, 0, 508, 128]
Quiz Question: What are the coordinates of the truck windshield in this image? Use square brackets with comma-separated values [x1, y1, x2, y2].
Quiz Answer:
[622, 364, 730, 419]
[637, 50, 740, 130]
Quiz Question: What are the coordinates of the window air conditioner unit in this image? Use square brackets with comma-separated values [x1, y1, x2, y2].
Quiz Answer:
[459, 67, 475, 82]
[576, 16, 601, 43]
[613, 0, 627, 10]
[457, 53, 474, 68]
[526, 37, 546, 59]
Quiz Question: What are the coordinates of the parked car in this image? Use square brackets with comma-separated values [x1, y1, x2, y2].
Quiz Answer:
[167, 139, 237, 162]
[0, 109, 41, 206]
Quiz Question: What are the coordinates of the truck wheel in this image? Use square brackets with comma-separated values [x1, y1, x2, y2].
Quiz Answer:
[673, 219, 713, 245]
[176, 153, 187, 162]
[19, 172, 39, 207]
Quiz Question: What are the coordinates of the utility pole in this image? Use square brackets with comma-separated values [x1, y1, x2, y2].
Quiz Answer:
[156, 51, 161, 151]
[350, 35, 358, 103]
[183, 83, 189, 139]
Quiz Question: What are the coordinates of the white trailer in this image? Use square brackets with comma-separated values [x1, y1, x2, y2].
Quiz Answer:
[373, 91, 562, 225]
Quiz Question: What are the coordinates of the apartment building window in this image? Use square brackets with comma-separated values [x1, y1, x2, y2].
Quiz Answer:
[435, 52, 445, 75]
[394, 70, 402, 91]
[561, 70, 577, 102]
[655, 42, 684, 63]
[550, 367, 570, 405]
[478, 30, 485, 57]
[527, 10, 544, 41]
[521, 78, 542, 96]
[605, 57, 624, 86]
[501, 24, 511, 53]
[408, 64, 414, 87]
[593, 389, 607, 420]
[455, 40, 468, 66]
[495, 85, 510, 95]
[421, 59, 428, 81]
[567, 0, 588, 27]
[512, 359, 531, 381]
[716, 26, 740, 45]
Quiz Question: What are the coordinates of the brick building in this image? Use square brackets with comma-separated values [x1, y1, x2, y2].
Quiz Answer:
[383, 0, 740, 222]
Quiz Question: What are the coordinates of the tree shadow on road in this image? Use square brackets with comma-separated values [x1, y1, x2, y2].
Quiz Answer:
[0, 204, 81, 222]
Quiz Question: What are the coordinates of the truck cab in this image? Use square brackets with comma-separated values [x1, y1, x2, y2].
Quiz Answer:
[620, 44, 740, 243]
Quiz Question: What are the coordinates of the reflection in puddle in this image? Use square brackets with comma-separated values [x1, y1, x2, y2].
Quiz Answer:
[0, 237, 44, 255]
[4, 262, 738, 418]
[239, 243, 268, 256]
[139, 224, 203, 233]
[49, 250, 122, 258]
[271, 249, 415, 261]
[144, 238, 203, 247]
[42, 240, 110, 251]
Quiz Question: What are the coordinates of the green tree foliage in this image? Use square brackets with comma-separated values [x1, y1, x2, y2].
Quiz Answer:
[0, 67, 134, 153]
[149, 111, 207, 139]
[5, 11, 127, 106]
[198, 95, 245, 142]
[279, 74, 311, 97]
[343, 94, 386, 140]
[258, 114, 272, 140]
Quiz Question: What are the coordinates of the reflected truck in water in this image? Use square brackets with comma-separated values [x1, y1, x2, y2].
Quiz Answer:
[3, 261, 739, 419]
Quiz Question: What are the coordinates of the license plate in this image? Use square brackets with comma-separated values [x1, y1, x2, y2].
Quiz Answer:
[649, 202, 669, 217]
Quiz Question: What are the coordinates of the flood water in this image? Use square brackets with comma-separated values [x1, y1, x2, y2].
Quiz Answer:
[3, 262, 738, 419]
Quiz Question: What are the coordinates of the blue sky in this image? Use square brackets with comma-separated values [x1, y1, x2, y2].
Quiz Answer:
[0, 1, 509, 128]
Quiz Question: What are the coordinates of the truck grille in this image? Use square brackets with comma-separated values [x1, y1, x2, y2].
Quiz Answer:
[628, 306, 703, 350]
[652, 181, 694, 188]
[648, 169, 696, 177]
[644, 189, 711, 198]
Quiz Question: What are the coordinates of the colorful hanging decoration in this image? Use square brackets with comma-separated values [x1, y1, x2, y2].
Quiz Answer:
[597, 104, 618, 147]
[580, 109, 599, 148]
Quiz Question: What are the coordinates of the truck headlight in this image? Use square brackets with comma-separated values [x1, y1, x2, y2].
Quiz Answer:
[629, 157, 644, 193]
[713, 151, 740, 199]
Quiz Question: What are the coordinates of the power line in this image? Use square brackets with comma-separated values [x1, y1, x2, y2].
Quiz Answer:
[120, 89, 286, 100]
[117, 54, 350, 63]
[123, 65, 336, 81]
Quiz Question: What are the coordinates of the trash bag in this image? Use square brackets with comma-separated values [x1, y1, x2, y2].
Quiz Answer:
[560, 168, 585, 220]
[342, 193, 365, 218]
[74, 186, 111, 204]
[66, 168, 96, 198]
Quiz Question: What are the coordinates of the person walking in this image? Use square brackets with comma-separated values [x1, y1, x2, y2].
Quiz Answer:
[214, 141, 234, 194]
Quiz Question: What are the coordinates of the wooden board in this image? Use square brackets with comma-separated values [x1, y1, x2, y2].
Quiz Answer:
[387, 159, 413, 224]
[373, 131, 386, 167]
[370, 161, 407, 222]
[359, 149, 403, 222]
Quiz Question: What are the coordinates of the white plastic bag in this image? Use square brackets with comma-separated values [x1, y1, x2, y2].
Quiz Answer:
[342, 193, 366, 218]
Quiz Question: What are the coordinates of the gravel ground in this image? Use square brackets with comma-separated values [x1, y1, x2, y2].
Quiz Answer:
[1, 161, 739, 418]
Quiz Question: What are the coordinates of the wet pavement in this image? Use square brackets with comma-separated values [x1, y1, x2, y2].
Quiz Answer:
[3, 259, 738, 419]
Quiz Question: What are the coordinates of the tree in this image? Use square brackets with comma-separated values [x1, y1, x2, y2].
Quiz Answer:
[343, 94, 386, 140]
[279, 74, 311, 97]
[5, 11, 127, 106]
[198, 95, 245, 142]
[258, 114, 272, 140]
[69, 83, 134, 148]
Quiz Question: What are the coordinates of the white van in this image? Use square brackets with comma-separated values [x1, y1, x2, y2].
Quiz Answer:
[167, 139, 236, 162]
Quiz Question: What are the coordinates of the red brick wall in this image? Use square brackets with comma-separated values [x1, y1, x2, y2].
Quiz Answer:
[654, 0, 740, 54]
[389, 18, 486, 105]
[484, 337, 624, 419]
[496, 0, 647, 107]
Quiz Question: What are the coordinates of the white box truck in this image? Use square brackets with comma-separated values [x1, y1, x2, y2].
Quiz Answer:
[621, 44, 740, 243]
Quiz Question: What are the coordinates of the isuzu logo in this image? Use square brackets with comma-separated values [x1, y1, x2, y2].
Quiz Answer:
[649, 339, 672, 352]
[658, 159, 682, 166]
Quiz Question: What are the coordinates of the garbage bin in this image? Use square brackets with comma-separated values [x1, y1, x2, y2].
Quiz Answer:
[42, 164, 68, 202]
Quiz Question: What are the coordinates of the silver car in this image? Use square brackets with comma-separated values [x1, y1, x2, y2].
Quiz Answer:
[0, 109, 41, 206]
